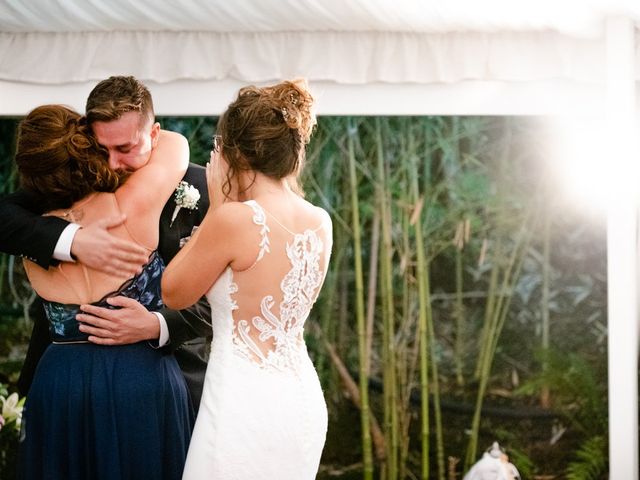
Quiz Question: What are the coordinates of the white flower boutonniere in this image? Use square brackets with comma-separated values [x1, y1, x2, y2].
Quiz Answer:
[170, 181, 201, 227]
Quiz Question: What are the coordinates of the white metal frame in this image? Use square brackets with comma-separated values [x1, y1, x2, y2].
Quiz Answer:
[606, 17, 639, 480]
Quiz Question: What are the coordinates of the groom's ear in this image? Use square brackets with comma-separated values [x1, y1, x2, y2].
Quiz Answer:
[150, 122, 161, 148]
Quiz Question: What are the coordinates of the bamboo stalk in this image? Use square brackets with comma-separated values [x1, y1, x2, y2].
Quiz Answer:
[454, 244, 465, 386]
[465, 247, 504, 468]
[375, 118, 398, 480]
[0, 252, 7, 297]
[540, 210, 551, 408]
[347, 118, 374, 480]
[398, 191, 412, 480]
[366, 212, 381, 377]
[415, 204, 430, 480]
[487, 219, 534, 381]
[338, 262, 349, 356]
[396, 121, 420, 480]
[409, 124, 447, 480]
[474, 255, 499, 380]
[467, 118, 510, 468]
[425, 260, 445, 480]
[448, 456, 460, 480]
[474, 123, 512, 381]
[315, 236, 347, 392]
[408, 151, 431, 479]
[316, 327, 387, 460]
[338, 144, 352, 358]
[311, 124, 346, 391]
[465, 213, 532, 469]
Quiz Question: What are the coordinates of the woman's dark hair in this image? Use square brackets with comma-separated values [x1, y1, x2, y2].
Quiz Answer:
[216, 79, 316, 197]
[15, 104, 124, 210]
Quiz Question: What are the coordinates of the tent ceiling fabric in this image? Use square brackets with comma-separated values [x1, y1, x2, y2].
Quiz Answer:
[0, 0, 638, 86]
[1, 0, 636, 35]
[0, 1, 638, 114]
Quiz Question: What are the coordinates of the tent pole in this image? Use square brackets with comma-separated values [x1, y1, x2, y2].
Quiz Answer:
[605, 16, 638, 480]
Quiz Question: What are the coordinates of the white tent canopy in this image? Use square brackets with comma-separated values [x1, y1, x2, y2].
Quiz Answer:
[1, 2, 640, 478]
[1, 0, 639, 115]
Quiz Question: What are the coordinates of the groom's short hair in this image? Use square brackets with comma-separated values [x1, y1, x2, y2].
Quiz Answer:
[86, 76, 155, 127]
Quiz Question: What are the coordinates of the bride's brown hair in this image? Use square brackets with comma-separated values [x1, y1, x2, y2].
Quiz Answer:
[15, 105, 125, 211]
[216, 79, 316, 197]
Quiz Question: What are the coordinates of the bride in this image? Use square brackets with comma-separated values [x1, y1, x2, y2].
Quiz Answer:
[162, 79, 332, 479]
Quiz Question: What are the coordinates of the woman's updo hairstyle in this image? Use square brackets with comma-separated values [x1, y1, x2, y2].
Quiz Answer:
[216, 79, 316, 196]
[15, 105, 124, 211]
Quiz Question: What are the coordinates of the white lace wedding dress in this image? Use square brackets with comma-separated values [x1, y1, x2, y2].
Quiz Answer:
[182, 200, 332, 480]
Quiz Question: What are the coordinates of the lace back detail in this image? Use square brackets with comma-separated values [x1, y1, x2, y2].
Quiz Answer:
[229, 201, 326, 374]
[244, 200, 270, 269]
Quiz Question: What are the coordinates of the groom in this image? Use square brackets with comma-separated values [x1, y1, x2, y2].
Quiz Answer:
[0, 76, 211, 410]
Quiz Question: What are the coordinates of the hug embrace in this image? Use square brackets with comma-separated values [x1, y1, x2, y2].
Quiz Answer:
[1, 76, 332, 479]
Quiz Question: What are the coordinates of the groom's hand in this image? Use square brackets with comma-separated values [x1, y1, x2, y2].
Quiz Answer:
[71, 215, 149, 277]
[76, 296, 160, 345]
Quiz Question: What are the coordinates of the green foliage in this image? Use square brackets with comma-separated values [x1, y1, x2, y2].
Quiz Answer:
[0, 115, 608, 478]
[565, 436, 607, 480]
[505, 447, 535, 480]
[158, 116, 217, 166]
[0, 119, 18, 194]
[517, 350, 607, 435]
[0, 433, 18, 479]
[0, 312, 31, 385]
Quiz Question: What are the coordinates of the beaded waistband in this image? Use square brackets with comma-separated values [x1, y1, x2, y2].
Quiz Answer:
[52, 339, 91, 345]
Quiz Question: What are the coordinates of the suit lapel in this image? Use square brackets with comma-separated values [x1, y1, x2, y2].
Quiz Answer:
[159, 195, 182, 262]
[158, 163, 209, 263]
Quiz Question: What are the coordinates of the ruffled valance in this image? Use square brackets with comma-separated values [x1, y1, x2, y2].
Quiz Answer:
[0, 31, 609, 85]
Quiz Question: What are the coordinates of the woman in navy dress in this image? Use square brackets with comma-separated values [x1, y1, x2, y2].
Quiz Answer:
[15, 105, 193, 479]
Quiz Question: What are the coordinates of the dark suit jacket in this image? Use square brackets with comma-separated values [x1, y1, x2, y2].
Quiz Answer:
[0, 163, 212, 410]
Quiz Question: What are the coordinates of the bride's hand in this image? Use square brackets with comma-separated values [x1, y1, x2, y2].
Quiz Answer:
[206, 150, 228, 210]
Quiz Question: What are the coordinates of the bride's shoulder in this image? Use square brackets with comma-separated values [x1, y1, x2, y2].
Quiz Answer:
[208, 201, 264, 226]
[217, 200, 262, 213]
[308, 202, 332, 228]
[314, 204, 331, 220]
[199, 202, 271, 253]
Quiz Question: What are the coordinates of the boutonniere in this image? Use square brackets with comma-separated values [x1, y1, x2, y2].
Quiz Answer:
[170, 181, 201, 227]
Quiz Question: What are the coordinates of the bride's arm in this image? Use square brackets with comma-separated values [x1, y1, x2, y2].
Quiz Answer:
[162, 202, 243, 310]
[163, 153, 255, 309]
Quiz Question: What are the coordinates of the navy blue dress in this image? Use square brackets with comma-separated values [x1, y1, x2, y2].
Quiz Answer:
[18, 252, 194, 480]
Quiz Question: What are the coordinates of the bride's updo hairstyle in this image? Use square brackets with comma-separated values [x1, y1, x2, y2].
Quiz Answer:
[15, 105, 124, 211]
[216, 79, 316, 197]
